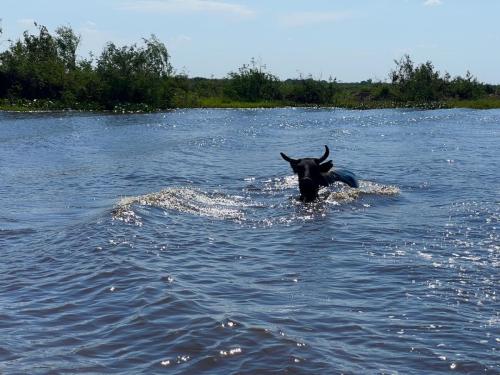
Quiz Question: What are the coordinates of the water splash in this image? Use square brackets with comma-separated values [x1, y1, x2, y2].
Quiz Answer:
[326, 180, 400, 204]
[113, 187, 258, 224]
[263, 175, 399, 203]
[113, 178, 399, 226]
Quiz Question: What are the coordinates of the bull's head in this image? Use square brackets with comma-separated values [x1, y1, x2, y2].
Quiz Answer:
[280, 145, 334, 202]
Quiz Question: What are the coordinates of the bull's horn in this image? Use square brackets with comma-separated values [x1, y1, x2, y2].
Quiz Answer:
[317, 145, 330, 163]
[280, 152, 297, 163]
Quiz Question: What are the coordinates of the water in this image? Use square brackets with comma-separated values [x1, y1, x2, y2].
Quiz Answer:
[0, 108, 498, 374]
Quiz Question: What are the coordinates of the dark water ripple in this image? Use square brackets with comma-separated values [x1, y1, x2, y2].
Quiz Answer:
[0, 109, 499, 374]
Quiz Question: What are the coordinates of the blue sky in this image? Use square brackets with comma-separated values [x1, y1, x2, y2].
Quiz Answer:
[1, 0, 499, 83]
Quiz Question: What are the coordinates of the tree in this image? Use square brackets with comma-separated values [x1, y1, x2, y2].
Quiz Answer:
[449, 71, 483, 99]
[55, 26, 80, 71]
[141, 34, 172, 77]
[96, 35, 173, 107]
[282, 75, 331, 104]
[390, 54, 445, 101]
[226, 58, 281, 101]
[0, 23, 65, 99]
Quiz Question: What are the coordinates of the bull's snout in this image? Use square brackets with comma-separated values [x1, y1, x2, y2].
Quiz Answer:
[298, 177, 319, 201]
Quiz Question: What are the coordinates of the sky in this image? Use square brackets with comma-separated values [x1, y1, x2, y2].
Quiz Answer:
[1, 0, 499, 83]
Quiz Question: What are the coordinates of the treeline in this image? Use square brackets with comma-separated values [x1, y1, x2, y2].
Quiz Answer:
[0, 24, 173, 110]
[0, 24, 499, 111]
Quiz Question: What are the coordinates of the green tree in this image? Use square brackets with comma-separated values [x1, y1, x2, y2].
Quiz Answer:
[141, 35, 172, 77]
[55, 26, 80, 71]
[449, 71, 484, 99]
[390, 54, 446, 101]
[96, 35, 173, 108]
[0, 23, 66, 99]
[282, 75, 331, 104]
[226, 58, 281, 102]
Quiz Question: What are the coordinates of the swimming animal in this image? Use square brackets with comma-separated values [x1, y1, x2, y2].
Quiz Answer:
[280, 145, 359, 201]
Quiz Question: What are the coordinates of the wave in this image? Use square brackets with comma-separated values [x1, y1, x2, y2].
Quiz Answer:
[113, 178, 399, 225]
[0, 227, 37, 236]
[325, 180, 400, 204]
[263, 175, 399, 203]
[113, 187, 260, 225]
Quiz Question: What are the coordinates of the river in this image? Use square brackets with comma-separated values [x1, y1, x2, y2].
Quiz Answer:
[0, 108, 498, 374]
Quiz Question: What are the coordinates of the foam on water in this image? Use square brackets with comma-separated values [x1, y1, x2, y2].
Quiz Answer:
[264, 174, 399, 204]
[325, 180, 400, 204]
[113, 177, 400, 227]
[113, 187, 259, 224]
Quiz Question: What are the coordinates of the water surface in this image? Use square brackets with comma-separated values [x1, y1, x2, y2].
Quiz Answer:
[0, 108, 498, 374]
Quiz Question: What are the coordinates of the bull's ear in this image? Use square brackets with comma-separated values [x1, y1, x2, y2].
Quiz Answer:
[319, 160, 333, 172]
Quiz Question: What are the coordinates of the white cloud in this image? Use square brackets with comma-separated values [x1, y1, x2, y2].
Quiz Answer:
[120, 0, 255, 17]
[168, 34, 192, 48]
[280, 11, 350, 28]
[83, 20, 97, 28]
[17, 19, 36, 28]
[417, 42, 438, 49]
[423, 0, 443, 6]
[172, 34, 192, 42]
[79, 21, 103, 39]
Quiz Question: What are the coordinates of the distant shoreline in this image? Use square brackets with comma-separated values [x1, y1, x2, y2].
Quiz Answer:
[2, 97, 500, 113]
[2, 25, 500, 114]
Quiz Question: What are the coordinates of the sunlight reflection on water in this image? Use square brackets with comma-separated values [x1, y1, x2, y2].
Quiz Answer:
[0, 108, 498, 374]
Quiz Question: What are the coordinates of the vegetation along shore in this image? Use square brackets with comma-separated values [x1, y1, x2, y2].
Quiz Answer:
[1, 24, 499, 112]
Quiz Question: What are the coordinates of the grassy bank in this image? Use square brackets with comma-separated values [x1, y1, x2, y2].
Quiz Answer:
[2, 97, 500, 113]
[444, 97, 500, 109]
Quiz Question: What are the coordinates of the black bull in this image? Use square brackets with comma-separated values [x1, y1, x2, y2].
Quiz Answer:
[280, 145, 359, 202]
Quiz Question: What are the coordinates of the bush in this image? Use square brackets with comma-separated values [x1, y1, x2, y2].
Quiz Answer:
[390, 55, 446, 101]
[96, 35, 173, 108]
[448, 71, 484, 99]
[226, 59, 281, 102]
[281, 77, 332, 104]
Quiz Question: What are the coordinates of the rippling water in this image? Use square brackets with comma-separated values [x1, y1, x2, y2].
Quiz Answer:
[0, 108, 498, 374]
